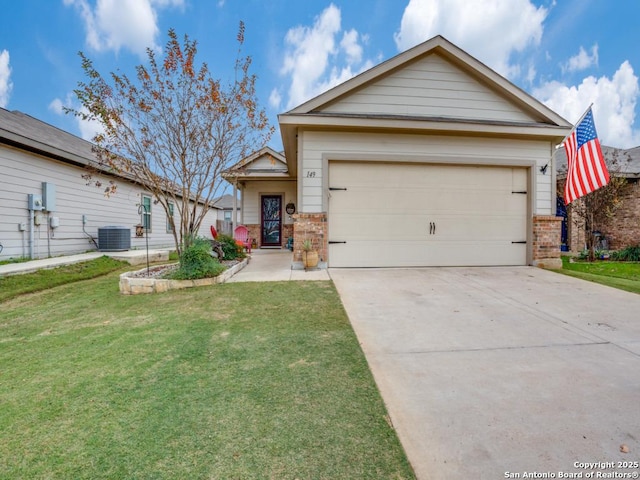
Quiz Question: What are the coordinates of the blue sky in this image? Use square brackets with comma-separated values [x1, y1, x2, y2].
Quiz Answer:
[1, 0, 640, 150]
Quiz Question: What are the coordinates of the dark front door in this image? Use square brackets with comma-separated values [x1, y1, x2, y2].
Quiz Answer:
[261, 195, 282, 247]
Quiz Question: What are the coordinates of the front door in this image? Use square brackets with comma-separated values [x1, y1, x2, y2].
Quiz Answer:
[261, 195, 282, 247]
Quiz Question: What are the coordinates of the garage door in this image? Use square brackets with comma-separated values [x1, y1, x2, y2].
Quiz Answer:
[328, 162, 528, 267]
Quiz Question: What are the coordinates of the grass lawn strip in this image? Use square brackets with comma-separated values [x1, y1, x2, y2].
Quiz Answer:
[0, 256, 127, 303]
[0, 274, 415, 479]
[556, 257, 640, 295]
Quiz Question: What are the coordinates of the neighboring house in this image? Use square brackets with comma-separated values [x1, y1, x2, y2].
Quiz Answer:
[0, 108, 219, 261]
[556, 145, 640, 252]
[211, 194, 241, 235]
[233, 35, 572, 268]
[222, 146, 296, 248]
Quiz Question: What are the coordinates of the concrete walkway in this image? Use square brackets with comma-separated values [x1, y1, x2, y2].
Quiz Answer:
[331, 267, 640, 479]
[0, 247, 330, 282]
[0, 249, 171, 276]
[227, 248, 330, 282]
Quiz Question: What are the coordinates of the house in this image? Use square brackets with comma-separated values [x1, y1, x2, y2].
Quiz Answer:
[222, 146, 296, 247]
[0, 108, 219, 261]
[556, 145, 640, 252]
[211, 194, 241, 235]
[230, 35, 573, 268]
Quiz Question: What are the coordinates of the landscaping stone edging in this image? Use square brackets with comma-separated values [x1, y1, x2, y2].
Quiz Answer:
[119, 257, 249, 295]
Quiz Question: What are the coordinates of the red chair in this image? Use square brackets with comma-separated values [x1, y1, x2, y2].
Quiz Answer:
[233, 225, 252, 253]
[210, 225, 218, 239]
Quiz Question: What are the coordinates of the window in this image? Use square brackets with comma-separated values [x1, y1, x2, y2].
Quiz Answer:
[167, 202, 174, 233]
[141, 195, 152, 232]
[224, 210, 232, 221]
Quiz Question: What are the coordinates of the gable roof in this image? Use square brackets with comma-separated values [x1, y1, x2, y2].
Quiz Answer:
[278, 35, 573, 174]
[212, 194, 241, 210]
[222, 146, 291, 181]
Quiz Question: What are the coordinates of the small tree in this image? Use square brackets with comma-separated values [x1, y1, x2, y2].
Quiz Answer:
[560, 148, 631, 261]
[68, 24, 273, 255]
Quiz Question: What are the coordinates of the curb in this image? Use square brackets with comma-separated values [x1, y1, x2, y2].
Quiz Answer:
[119, 257, 249, 295]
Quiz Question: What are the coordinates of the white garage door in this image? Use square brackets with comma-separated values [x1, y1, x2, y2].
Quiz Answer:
[328, 162, 528, 267]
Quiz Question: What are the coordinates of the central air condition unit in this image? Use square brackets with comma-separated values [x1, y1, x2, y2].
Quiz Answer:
[98, 226, 131, 251]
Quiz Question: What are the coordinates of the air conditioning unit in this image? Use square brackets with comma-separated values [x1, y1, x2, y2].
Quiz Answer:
[98, 226, 131, 251]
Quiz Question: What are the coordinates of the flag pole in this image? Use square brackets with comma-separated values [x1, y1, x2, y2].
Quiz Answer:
[558, 102, 594, 147]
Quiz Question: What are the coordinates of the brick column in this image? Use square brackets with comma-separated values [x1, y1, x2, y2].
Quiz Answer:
[532, 215, 563, 269]
[292, 213, 327, 263]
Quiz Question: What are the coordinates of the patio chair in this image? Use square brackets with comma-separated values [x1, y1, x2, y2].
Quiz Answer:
[210, 225, 218, 239]
[234, 225, 252, 253]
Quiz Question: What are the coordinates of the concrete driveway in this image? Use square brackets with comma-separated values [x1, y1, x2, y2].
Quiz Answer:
[330, 267, 640, 480]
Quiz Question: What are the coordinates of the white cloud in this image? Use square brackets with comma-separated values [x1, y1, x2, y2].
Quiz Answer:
[269, 88, 282, 109]
[48, 98, 65, 115]
[64, 0, 184, 57]
[534, 61, 640, 148]
[563, 44, 598, 73]
[394, 0, 547, 79]
[279, 3, 374, 110]
[0, 49, 12, 107]
[341, 29, 363, 64]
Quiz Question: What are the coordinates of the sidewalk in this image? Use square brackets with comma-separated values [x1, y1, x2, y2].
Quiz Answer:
[0, 248, 330, 282]
[227, 248, 330, 282]
[0, 250, 171, 276]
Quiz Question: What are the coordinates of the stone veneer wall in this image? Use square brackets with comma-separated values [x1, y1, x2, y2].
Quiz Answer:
[532, 215, 562, 268]
[292, 213, 327, 263]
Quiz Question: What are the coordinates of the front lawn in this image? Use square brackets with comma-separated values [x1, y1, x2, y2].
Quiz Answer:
[0, 272, 415, 479]
[557, 256, 640, 294]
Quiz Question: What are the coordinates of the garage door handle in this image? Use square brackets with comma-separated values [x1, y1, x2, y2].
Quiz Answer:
[512, 241, 527, 244]
[329, 241, 347, 244]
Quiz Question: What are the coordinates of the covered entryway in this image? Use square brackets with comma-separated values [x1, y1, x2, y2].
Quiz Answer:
[328, 161, 528, 267]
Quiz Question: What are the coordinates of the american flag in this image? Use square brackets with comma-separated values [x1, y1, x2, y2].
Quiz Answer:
[563, 107, 609, 204]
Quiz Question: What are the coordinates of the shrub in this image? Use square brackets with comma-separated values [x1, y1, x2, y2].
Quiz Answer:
[170, 236, 225, 280]
[611, 245, 640, 262]
[217, 233, 245, 260]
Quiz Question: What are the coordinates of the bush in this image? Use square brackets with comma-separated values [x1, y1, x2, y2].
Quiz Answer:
[170, 236, 225, 280]
[611, 245, 640, 262]
[217, 233, 244, 260]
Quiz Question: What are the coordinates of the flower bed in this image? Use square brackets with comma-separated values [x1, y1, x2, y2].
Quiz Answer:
[119, 257, 248, 295]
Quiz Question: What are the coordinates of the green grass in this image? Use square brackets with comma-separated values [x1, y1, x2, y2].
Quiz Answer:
[0, 256, 127, 303]
[0, 256, 30, 266]
[557, 256, 640, 294]
[0, 273, 415, 479]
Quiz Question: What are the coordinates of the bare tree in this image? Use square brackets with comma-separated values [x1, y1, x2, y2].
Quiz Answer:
[68, 24, 273, 254]
[560, 148, 631, 261]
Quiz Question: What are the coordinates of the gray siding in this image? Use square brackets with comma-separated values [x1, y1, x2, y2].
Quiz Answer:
[0, 144, 218, 260]
[322, 53, 536, 123]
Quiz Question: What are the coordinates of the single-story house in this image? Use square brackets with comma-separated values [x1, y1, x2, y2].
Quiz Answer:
[0, 108, 219, 261]
[226, 35, 573, 268]
[211, 193, 242, 235]
[556, 145, 640, 252]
